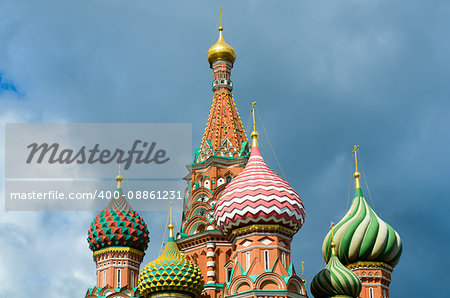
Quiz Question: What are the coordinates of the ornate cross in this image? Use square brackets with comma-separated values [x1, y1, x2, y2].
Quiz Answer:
[352, 145, 359, 171]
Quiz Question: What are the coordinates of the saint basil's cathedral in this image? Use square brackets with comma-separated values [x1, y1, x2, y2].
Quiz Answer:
[85, 20, 403, 298]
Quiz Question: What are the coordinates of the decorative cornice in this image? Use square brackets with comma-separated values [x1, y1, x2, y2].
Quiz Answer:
[176, 230, 226, 248]
[347, 261, 393, 272]
[224, 289, 307, 298]
[148, 292, 192, 298]
[94, 246, 145, 258]
[229, 224, 295, 241]
[187, 156, 248, 172]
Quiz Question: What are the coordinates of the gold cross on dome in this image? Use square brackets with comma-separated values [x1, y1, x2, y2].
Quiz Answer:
[352, 145, 359, 171]
[251, 101, 256, 132]
[330, 221, 335, 240]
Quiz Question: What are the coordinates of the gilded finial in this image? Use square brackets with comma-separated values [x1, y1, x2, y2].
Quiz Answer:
[116, 150, 123, 188]
[352, 145, 360, 189]
[168, 202, 174, 238]
[301, 261, 306, 284]
[330, 222, 336, 253]
[250, 101, 259, 147]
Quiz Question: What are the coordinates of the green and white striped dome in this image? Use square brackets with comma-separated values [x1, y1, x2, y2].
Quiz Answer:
[322, 171, 402, 267]
[311, 242, 362, 298]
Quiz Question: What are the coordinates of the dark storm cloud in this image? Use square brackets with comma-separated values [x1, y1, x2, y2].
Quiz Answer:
[0, 0, 449, 296]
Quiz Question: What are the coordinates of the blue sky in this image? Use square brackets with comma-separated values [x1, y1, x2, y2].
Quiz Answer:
[0, 0, 449, 297]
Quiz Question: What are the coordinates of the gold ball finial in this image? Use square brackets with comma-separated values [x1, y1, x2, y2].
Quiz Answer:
[251, 131, 259, 148]
[250, 102, 259, 148]
[115, 174, 123, 188]
[351, 145, 361, 189]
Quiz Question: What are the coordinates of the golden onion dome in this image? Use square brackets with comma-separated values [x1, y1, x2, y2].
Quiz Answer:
[138, 221, 204, 297]
[207, 26, 236, 65]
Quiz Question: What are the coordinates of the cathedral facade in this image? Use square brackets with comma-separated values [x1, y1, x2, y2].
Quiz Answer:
[85, 21, 402, 298]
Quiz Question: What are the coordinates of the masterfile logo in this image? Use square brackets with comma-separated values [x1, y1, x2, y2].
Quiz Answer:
[26, 140, 170, 170]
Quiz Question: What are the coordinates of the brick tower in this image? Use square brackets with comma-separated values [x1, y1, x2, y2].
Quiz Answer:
[176, 20, 249, 298]
[85, 173, 150, 298]
[320, 146, 402, 298]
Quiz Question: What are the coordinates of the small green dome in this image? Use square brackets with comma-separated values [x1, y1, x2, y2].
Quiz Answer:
[138, 225, 204, 297]
[311, 243, 362, 298]
[322, 186, 402, 267]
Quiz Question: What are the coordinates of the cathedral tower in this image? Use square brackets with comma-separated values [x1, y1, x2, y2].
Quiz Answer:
[85, 173, 150, 298]
[215, 109, 307, 298]
[176, 16, 249, 298]
[321, 146, 402, 298]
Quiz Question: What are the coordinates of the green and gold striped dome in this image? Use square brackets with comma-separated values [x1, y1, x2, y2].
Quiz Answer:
[323, 150, 402, 267]
[311, 242, 362, 298]
[138, 223, 204, 297]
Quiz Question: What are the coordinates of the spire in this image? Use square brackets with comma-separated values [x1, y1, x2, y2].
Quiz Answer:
[195, 10, 248, 162]
[329, 222, 336, 255]
[250, 101, 259, 148]
[116, 151, 123, 188]
[168, 202, 174, 239]
[352, 145, 361, 189]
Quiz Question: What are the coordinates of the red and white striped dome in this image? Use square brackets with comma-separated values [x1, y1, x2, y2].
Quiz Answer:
[215, 145, 305, 235]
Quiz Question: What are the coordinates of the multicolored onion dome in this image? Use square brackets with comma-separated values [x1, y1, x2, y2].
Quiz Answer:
[87, 175, 150, 252]
[138, 224, 204, 297]
[215, 133, 305, 235]
[322, 171, 402, 267]
[207, 26, 236, 65]
[311, 242, 362, 298]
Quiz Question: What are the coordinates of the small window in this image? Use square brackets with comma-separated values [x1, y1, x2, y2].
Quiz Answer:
[246, 252, 251, 271]
[369, 287, 374, 298]
[130, 270, 135, 288]
[264, 250, 269, 270]
[227, 268, 232, 282]
[103, 270, 106, 287]
[118, 261, 121, 265]
[226, 176, 232, 184]
[204, 180, 210, 189]
[282, 252, 286, 267]
[117, 269, 121, 288]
